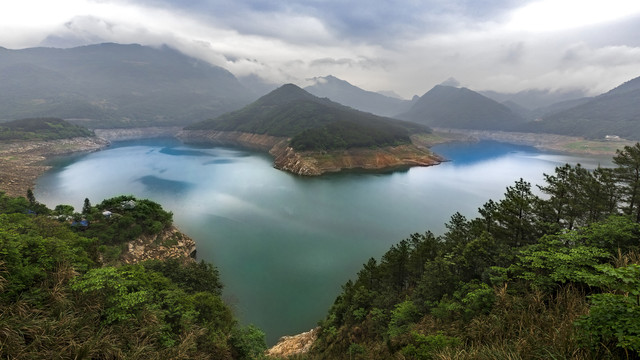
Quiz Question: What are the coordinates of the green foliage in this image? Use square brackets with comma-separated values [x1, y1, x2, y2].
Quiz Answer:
[143, 258, 223, 295]
[0, 193, 260, 359]
[0, 118, 94, 140]
[506, 234, 610, 291]
[230, 324, 268, 360]
[388, 300, 421, 338]
[78, 195, 173, 245]
[575, 264, 640, 354]
[401, 332, 462, 360]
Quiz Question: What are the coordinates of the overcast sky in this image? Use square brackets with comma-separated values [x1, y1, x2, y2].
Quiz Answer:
[2, 0, 640, 98]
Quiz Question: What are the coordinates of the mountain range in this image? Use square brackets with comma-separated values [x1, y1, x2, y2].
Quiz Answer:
[2, 42, 640, 141]
[518, 76, 640, 138]
[0, 43, 254, 128]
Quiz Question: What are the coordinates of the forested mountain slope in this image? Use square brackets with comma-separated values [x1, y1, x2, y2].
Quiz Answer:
[518, 76, 640, 139]
[187, 83, 431, 151]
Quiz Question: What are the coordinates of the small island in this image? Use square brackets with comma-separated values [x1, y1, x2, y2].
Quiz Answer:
[178, 84, 443, 175]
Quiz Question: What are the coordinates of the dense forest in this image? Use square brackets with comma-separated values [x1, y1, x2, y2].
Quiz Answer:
[0, 117, 94, 140]
[306, 143, 640, 359]
[0, 193, 266, 359]
[186, 84, 430, 151]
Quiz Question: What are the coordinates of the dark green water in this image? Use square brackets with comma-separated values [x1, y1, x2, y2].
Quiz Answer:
[35, 139, 610, 344]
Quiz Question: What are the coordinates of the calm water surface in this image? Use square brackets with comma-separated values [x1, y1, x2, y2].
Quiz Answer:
[35, 139, 611, 344]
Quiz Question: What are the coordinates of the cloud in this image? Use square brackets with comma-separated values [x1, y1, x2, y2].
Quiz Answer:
[1, 0, 640, 98]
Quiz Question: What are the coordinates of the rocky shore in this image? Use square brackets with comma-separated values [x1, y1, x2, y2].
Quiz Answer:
[94, 126, 183, 141]
[0, 136, 109, 197]
[178, 129, 443, 175]
[121, 225, 197, 264]
[266, 328, 318, 358]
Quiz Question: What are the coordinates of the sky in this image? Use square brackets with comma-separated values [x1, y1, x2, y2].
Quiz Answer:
[1, 0, 640, 98]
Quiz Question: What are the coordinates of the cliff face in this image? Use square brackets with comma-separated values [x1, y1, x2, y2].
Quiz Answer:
[121, 225, 197, 264]
[178, 130, 443, 175]
[266, 328, 318, 358]
[272, 143, 442, 175]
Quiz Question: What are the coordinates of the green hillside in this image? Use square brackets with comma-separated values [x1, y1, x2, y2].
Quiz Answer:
[0, 117, 94, 140]
[186, 84, 431, 151]
[397, 85, 524, 130]
[0, 192, 266, 359]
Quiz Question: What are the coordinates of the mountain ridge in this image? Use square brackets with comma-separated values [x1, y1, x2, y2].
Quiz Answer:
[0, 43, 254, 128]
[397, 85, 524, 130]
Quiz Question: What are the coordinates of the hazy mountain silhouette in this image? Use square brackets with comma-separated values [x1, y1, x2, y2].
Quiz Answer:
[517, 76, 640, 139]
[481, 88, 589, 110]
[0, 43, 253, 128]
[396, 85, 524, 130]
[304, 75, 413, 117]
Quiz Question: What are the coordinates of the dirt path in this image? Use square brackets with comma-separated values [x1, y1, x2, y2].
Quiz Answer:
[0, 137, 109, 198]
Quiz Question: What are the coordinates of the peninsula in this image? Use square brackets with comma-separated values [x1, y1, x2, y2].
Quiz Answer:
[178, 84, 442, 175]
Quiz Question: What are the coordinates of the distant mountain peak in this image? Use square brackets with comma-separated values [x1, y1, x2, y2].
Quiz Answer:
[439, 77, 461, 87]
[304, 75, 412, 117]
[398, 84, 523, 130]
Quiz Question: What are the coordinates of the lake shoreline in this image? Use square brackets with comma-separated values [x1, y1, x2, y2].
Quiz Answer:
[0, 136, 109, 198]
[2, 127, 630, 198]
[433, 128, 634, 156]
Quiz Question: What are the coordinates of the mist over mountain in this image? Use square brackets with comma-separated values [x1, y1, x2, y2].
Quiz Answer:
[517, 76, 640, 139]
[481, 88, 589, 110]
[304, 75, 413, 117]
[0, 43, 254, 128]
[397, 85, 524, 130]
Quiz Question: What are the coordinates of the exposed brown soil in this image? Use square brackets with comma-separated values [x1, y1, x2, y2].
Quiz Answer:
[178, 130, 443, 175]
[0, 137, 109, 198]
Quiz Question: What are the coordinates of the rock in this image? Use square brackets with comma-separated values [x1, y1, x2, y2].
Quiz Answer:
[266, 327, 318, 358]
[121, 226, 197, 264]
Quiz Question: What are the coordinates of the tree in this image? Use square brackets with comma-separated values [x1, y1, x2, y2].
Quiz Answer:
[613, 143, 640, 222]
[82, 198, 92, 215]
[26, 188, 36, 205]
[495, 178, 539, 246]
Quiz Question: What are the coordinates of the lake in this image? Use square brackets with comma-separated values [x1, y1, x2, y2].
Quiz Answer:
[35, 139, 612, 344]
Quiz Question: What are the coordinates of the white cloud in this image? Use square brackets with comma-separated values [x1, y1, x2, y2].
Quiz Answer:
[1, 0, 639, 97]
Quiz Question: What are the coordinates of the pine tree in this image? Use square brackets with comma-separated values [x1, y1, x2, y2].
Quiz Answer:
[82, 198, 92, 215]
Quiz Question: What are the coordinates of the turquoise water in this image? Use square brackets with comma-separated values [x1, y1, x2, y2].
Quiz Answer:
[35, 139, 611, 344]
